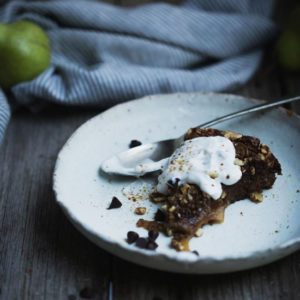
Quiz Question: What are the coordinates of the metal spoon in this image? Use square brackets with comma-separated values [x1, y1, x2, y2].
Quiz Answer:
[101, 95, 300, 176]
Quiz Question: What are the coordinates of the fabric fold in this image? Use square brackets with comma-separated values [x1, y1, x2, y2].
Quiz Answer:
[0, 0, 277, 144]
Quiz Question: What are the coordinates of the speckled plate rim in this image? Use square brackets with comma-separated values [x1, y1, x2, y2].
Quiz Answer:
[53, 92, 300, 273]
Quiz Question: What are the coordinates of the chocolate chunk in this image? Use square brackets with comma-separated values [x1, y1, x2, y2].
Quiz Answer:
[127, 231, 139, 244]
[154, 209, 166, 222]
[135, 237, 148, 249]
[146, 241, 158, 250]
[148, 230, 159, 241]
[107, 197, 122, 209]
[192, 250, 199, 256]
[167, 178, 180, 190]
[129, 140, 142, 148]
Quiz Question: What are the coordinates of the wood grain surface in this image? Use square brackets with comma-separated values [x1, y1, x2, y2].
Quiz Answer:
[0, 0, 299, 299]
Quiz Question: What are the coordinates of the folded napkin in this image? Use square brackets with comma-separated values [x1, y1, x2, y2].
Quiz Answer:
[0, 0, 277, 144]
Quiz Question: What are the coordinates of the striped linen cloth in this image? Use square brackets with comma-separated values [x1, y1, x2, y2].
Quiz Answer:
[0, 0, 277, 144]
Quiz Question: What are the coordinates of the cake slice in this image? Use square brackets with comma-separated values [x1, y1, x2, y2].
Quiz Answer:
[137, 128, 282, 251]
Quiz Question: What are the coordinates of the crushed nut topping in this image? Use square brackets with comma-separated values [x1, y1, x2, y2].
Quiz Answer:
[208, 171, 219, 179]
[169, 206, 176, 212]
[250, 192, 263, 202]
[224, 131, 242, 140]
[234, 158, 244, 166]
[135, 207, 146, 215]
[194, 228, 204, 237]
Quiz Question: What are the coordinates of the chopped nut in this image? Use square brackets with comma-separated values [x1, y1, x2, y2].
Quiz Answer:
[250, 166, 255, 175]
[178, 244, 185, 251]
[260, 144, 268, 154]
[151, 196, 165, 203]
[166, 229, 173, 236]
[187, 194, 193, 201]
[135, 207, 146, 215]
[221, 191, 227, 199]
[258, 153, 265, 161]
[250, 192, 263, 202]
[209, 171, 218, 179]
[169, 206, 176, 213]
[261, 148, 268, 154]
[224, 131, 242, 140]
[181, 199, 188, 204]
[180, 184, 190, 194]
[186, 128, 193, 136]
[194, 228, 204, 237]
[234, 158, 244, 166]
[161, 204, 168, 211]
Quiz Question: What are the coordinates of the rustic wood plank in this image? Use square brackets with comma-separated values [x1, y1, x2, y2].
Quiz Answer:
[0, 107, 112, 300]
[112, 252, 300, 300]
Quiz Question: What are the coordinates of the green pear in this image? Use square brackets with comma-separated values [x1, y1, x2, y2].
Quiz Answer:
[0, 20, 50, 91]
[276, 5, 300, 72]
[277, 30, 300, 72]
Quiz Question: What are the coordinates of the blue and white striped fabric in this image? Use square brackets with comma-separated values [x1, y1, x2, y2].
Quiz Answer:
[0, 0, 277, 144]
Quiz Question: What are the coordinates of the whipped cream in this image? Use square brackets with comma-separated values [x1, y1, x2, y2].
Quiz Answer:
[157, 136, 242, 200]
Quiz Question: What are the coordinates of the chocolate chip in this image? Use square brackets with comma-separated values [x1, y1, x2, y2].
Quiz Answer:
[146, 241, 158, 250]
[167, 178, 180, 190]
[79, 287, 95, 299]
[135, 237, 148, 249]
[148, 230, 159, 241]
[129, 140, 142, 148]
[107, 197, 122, 209]
[154, 209, 166, 222]
[127, 231, 139, 244]
[192, 250, 199, 256]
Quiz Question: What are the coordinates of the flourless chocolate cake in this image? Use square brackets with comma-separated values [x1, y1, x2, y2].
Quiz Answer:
[137, 128, 282, 251]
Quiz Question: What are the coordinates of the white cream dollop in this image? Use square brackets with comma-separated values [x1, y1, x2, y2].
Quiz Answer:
[157, 136, 242, 200]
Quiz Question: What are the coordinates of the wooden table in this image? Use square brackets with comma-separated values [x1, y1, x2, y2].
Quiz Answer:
[0, 1, 299, 299]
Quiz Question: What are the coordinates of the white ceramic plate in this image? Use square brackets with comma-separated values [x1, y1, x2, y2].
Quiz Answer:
[53, 93, 300, 274]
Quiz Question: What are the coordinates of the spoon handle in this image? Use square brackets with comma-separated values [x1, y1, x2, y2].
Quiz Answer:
[200, 96, 300, 128]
